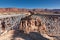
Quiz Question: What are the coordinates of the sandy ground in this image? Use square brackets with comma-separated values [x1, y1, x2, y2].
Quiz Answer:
[0, 30, 15, 40]
[0, 30, 33, 40]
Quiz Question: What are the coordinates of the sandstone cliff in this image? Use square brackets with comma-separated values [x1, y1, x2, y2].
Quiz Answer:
[19, 14, 60, 40]
[0, 8, 60, 40]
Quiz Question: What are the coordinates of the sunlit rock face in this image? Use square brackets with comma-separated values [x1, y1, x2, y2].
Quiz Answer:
[1, 8, 60, 40]
[41, 16, 60, 36]
[19, 14, 60, 40]
[0, 14, 26, 35]
[19, 15, 46, 34]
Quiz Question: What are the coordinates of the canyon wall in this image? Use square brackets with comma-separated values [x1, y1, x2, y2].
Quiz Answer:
[0, 8, 60, 40]
[0, 14, 26, 36]
[19, 14, 60, 40]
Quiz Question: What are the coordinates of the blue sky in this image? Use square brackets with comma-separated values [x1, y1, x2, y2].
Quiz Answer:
[0, 0, 60, 9]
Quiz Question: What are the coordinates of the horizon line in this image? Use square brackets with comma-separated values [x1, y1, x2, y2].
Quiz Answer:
[0, 7, 59, 9]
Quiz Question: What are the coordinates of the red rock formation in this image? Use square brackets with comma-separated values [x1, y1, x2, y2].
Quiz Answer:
[19, 16, 47, 34]
[0, 8, 60, 40]
[0, 8, 57, 14]
[19, 14, 60, 40]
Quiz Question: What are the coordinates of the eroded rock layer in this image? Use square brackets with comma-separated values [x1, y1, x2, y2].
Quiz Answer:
[0, 14, 26, 36]
[19, 14, 60, 40]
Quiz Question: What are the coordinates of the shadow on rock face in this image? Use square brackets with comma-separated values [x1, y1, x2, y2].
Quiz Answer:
[12, 30, 49, 40]
[29, 32, 49, 40]
[12, 30, 33, 40]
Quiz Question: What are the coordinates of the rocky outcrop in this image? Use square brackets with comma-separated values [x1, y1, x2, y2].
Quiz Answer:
[19, 14, 60, 40]
[0, 14, 26, 36]
[0, 8, 60, 40]
[19, 15, 50, 40]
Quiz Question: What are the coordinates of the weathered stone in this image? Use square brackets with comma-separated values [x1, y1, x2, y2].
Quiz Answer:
[19, 14, 60, 40]
[0, 14, 26, 36]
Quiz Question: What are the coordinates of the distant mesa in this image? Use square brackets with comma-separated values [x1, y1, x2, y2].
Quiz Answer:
[0, 8, 60, 14]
